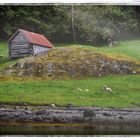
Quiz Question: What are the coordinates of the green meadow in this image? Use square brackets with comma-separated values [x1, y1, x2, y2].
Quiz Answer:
[0, 40, 140, 108]
[0, 75, 140, 108]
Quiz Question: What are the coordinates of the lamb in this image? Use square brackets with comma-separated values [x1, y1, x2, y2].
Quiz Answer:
[77, 88, 83, 91]
[103, 85, 112, 93]
[85, 89, 89, 92]
[76, 88, 89, 92]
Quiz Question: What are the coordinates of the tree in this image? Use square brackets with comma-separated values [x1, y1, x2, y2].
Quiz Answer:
[0, 5, 139, 44]
[71, 5, 77, 43]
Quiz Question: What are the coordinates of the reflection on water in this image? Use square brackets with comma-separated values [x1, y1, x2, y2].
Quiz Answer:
[0, 123, 140, 135]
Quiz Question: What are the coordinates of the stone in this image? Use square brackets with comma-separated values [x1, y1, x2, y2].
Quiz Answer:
[33, 116, 43, 122]
[25, 107, 30, 110]
[51, 104, 56, 108]
[102, 112, 112, 116]
[0, 104, 5, 108]
[119, 116, 124, 119]
[66, 103, 73, 109]
[24, 110, 31, 114]
[15, 106, 19, 110]
[47, 63, 53, 73]
[35, 110, 47, 115]
[132, 71, 136, 74]
[68, 68, 75, 77]
[20, 63, 24, 68]
[83, 109, 96, 117]
[18, 71, 23, 76]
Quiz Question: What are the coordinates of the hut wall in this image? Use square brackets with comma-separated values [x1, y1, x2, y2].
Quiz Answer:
[9, 32, 30, 58]
[11, 32, 27, 43]
[33, 45, 49, 55]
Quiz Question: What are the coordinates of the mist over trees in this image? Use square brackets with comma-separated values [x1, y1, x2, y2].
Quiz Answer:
[0, 5, 140, 45]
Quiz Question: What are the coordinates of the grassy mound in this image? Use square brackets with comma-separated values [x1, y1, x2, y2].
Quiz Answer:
[4, 47, 140, 79]
[0, 40, 140, 75]
[56, 40, 140, 61]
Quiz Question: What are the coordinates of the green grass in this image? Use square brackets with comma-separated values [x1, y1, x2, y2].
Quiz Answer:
[0, 39, 140, 72]
[93, 40, 140, 61]
[0, 42, 8, 57]
[56, 40, 140, 61]
[0, 75, 140, 108]
[0, 41, 140, 108]
[0, 42, 19, 72]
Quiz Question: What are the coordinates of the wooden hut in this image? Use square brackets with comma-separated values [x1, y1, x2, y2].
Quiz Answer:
[8, 29, 54, 58]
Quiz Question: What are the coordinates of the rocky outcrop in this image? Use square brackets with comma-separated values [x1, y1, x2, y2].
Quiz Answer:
[3, 48, 140, 79]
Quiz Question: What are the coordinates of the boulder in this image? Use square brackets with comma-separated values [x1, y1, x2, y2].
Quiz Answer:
[66, 103, 73, 109]
[83, 109, 96, 117]
[102, 112, 112, 116]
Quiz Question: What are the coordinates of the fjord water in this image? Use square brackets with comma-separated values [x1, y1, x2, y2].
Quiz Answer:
[0, 123, 140, 135]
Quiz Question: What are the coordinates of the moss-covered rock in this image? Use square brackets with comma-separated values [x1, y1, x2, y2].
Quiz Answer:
[3, 47, 140, 79]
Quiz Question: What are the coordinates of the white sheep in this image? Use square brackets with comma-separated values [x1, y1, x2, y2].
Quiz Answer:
[77, 88, 83, 91]
[85, 89, 89, 92]
[103, 85, 112, 93]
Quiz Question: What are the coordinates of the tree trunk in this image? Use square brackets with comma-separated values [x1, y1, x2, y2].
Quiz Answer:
[71, 5, 77, 43]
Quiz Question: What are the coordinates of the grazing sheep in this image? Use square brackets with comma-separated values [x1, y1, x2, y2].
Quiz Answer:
[85, 89, 89, 92]
[103, 85, 112, 93]
[77, 88, 83, 91]
[76, 88, 89, 92]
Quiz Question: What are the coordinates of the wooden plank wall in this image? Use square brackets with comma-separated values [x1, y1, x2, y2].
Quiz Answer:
[33, 45, 50, 55]
[11, 32, 27, 43]
[9, 32, 30, 58]
[10, 43, 30, 58]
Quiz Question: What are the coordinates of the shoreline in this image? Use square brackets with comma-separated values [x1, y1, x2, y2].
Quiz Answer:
[0, 105, 140, 126]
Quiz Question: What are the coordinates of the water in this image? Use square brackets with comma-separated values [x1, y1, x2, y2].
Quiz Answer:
[0, 123, 140, 136]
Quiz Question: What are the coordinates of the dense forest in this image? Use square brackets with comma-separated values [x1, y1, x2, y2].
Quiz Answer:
[0, 5, 140, 45]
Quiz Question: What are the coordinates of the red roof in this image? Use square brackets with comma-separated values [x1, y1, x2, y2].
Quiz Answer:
[19, 29, 54, 48]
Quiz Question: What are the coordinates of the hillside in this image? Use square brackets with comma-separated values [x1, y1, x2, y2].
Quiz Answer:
[0, 41, 140, 107]
[2, 44, 140, 79]
[56, 40, 140, 61]
[0, 40, 140, 72]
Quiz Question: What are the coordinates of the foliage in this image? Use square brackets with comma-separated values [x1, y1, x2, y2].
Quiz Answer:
[0, 5, 140, 44]
[73, 6, 140, 43]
